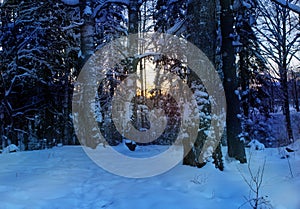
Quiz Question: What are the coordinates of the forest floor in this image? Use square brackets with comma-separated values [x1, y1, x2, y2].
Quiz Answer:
[0, 141, 300, 209]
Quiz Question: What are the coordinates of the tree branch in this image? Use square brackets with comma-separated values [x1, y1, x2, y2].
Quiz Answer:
[270, 0, 300, 14]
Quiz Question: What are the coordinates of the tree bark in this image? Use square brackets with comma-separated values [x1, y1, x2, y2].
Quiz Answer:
[280, 6, 294, 144]
[129, 0, 140, 35]
[80, 0, 95, 64]
[281, 76, 293, 143]
[184, 0, 224, 169]
[187, 0, 216, 64]
[78, 0, 98, 148]
[292, 71, 299, 112]
[220, 0, 246, 163]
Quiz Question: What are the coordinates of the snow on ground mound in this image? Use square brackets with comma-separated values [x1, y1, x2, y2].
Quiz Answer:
[248, 139, 265, 150]
[285, 139, 300, 160]
[289, 139, 300, 150]
[2, 144, 19, 153]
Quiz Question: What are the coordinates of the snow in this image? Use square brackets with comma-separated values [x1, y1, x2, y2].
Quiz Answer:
[2, 144, 19, 153]
[0, 144, 300, 209]
[166, 19, 186, 35]
[93, 0, 129, 17]
[248, 139, 265, 150]
[60, 0, 79, 5]
[84, 6, 92, 15]
[232, 40, 243, 46]
[242, 2, 251, 9]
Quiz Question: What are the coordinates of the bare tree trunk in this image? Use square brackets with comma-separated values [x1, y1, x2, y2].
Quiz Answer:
[280, 67, 293, 144]
[292, 71, 299, 112]
[220, 0, 246, 163]
[254, 0, 299, 144]
[280, 69, 294, 144]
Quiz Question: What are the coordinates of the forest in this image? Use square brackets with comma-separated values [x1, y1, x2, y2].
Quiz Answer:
[0, 0, 299, 169]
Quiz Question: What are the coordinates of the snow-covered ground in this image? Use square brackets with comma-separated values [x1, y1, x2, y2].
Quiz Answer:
[1, 143, 300, 209]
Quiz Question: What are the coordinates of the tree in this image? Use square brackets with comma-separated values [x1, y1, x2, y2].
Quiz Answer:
[72, 0, 146, 147]
[220, 0, 247, 163]
[0, 0, 79, 149]
[232, 0, 274, 146]
[270, 0, 300, 14]
[1, 0, 250, 168]
[290, 70, 300, 112]
[153, 0, 225, 169]
[185, 0, 225, 169]
[255, 0, 300, 144]
[154, 0, 186, 34]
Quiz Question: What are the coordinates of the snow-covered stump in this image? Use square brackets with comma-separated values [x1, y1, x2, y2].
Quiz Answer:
[124, 139, 137, 151]
[248, 140, 265, 151]
[3, 144, 19, 153]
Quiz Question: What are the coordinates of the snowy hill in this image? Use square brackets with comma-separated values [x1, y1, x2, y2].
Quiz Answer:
[0, 145, 300, 209]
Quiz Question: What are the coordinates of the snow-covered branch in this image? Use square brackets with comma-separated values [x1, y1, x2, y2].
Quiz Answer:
[61, 21, 84, 31]
[5, 72, 32, 97]
[166, 19, 186, 35]
[93, 0, 129, 17]
[60, 0, 79, 6]
[136, 52, 162, 60]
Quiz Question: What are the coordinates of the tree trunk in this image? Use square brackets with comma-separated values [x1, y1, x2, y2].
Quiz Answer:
[0, 123, 4, 149]
[239, 48, 251, 143]
[128, 0, 140, 72]
[283, 83, 293, 143]
[280, 68, 293, 144]
[292, 71, 299, 112]
[80, 0, 95, 64]
[220, 0, 246, 163]
[240, 50, 250, 118]
[63, 71, 70, 145]
[127, 0, 140, 133]
[78, 0, 98, 148]
[280, 7, 293, 144]
[129, 0, 139, 35]
[184, 0, 224, 169]
[187, 0, 217, 64]
[280, 66, 293, 144]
